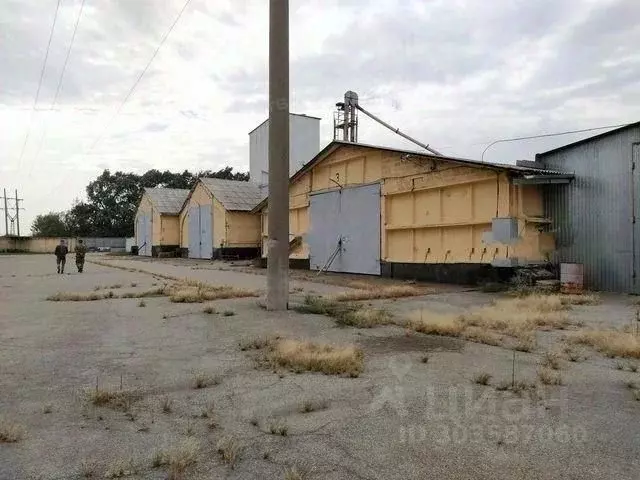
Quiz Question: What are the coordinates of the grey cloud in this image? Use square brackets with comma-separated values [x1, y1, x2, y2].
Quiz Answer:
[222, 0, 575, 99]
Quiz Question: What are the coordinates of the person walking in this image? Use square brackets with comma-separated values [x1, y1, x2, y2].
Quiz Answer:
[75, 239, 87, 273]
[54, 239, 68, 274]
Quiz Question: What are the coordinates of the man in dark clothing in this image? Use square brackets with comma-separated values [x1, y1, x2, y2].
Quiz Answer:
[75, 239, 87, 273]
[54, 239, 68, 274]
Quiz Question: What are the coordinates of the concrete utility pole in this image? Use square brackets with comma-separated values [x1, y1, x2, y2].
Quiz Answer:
[15, 190, 21, 236]
[266, 0, 290, 310]
[3, 189, 8, 236]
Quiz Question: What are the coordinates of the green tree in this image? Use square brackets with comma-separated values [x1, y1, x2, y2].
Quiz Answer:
[65, 200, 96, 237]
[80, 167, 248, 237]
[31, 212, 68, 237]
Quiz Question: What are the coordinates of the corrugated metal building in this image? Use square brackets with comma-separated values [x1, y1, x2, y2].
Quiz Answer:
[135, 188, 189, 256]
[179, 178, 265, 259]
[255, 141, 570, 284]
[536, 122, 640, 292]
[249, 113, 321, 186]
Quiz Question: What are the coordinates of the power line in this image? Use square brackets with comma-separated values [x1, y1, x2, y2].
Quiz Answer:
[481, 123, 631, 161]
[17, 0, 62, 168]
[30, 0, 87, 173]
[84, 0, 193, 156]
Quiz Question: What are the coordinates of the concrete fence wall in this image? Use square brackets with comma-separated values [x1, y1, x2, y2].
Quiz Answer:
[0, 236, 126, 253]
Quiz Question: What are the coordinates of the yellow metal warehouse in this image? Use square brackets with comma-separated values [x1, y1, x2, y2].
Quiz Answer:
[255, 141, 571, 283]
[179, 178, 264, 259]
[135, 188, 189, 257]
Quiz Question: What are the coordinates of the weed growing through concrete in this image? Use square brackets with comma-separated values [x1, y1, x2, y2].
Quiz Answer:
[203, 305, 216, 314]
[43, 404, 53, 414]
[161, 396, 173, 414]
[80, 459, 97, 478]
[473, 372, 492, 385]
[0, 417, 24, 443]
[569, 330, 640, 359]
[223, 310, 236, 317]
[495, 380, 511, 391]
[330, 284, 427, 302]
[284, 465, 311, 480]
[192, 372, 211, 389]
[216, 436, 242, 469]
[138, 300, 146, 307]
[406, 311, 463, 337]
[538, 368, 563, 385]
[420, 355, 430, 364]
[299, 398, 329, 413]
[168, 284, 257, 303]
[130, 282, 137, 287]
[294, 296, 393, 328]
[238, 336, 280, 351]
[85, 388, 141, 411]
[104, 457, 137, 478]
[541, 352, 563, 370]
[615, 361, 626, 370]
[630, 363, 639, 373]
[267, 338, 364, 377]
[269, 419, 289, 436]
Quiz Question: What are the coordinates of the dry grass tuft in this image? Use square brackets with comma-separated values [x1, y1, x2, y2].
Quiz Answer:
[161, 396, 173, 414]
[294, 295, 393, 328]
[192, 372, 214, 389]
[538, 368, 563, 385]
[223, 310, 236, 317]
[331, 284, 426, 302]
[85, 388, 141, 411]
[239, 336, 280, 351]
[420, 355, 430, 363]
[47, 291, 109, 301]
[80, 459, 97, 477]
[216, 436, 242, 469]
[461, 327, 503, 346]
[559, 293, 601, 305]
[138, 299, 146, 307]
[268, 338, 364, 377]
[299, 398, 329, 414]
[568, 330, 640, 359]
[473, 372, 492, 385]
[541, 352, 563, 370]
[43, 404, 53, 414]
[168, 284, 257, 303]
[0, 417, 24, 443]
[151, 438, 200, 479]
[284, 466, 311, 480]
[203, 305, 216, 314]
[268, 419, 289, 436]
[104, 457, 137, 478]
[630, 363, 639, 373]
[406, 311, 464, 337]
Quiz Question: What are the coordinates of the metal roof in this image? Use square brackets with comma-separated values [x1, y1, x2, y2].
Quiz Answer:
[537, 121, 640, 157]
[200, 178, 266, 211]
[144, 188, 190, 215]
[252, 140, 572, 212]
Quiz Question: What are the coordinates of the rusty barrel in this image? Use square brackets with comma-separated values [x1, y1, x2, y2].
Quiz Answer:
[560, 263, 584, 294]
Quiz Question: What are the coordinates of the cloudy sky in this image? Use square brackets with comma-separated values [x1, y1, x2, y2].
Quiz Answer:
[1, 0, 639, 234]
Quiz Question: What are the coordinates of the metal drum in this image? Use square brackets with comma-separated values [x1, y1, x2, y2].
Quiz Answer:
[560, 263, 584, 294]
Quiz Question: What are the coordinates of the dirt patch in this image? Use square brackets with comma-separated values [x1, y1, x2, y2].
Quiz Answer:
[359, 333, 463, 355]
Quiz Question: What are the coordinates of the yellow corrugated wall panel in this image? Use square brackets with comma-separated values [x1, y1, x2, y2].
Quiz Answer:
[160, 215, 180, 245]
[226, 211, 260, 247]
[259, 144, 553, 266]
[212, 196, 227, 248]
[414, 189, 441, 225]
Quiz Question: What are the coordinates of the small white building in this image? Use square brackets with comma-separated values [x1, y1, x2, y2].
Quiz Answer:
[249, 113, 321, 186]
